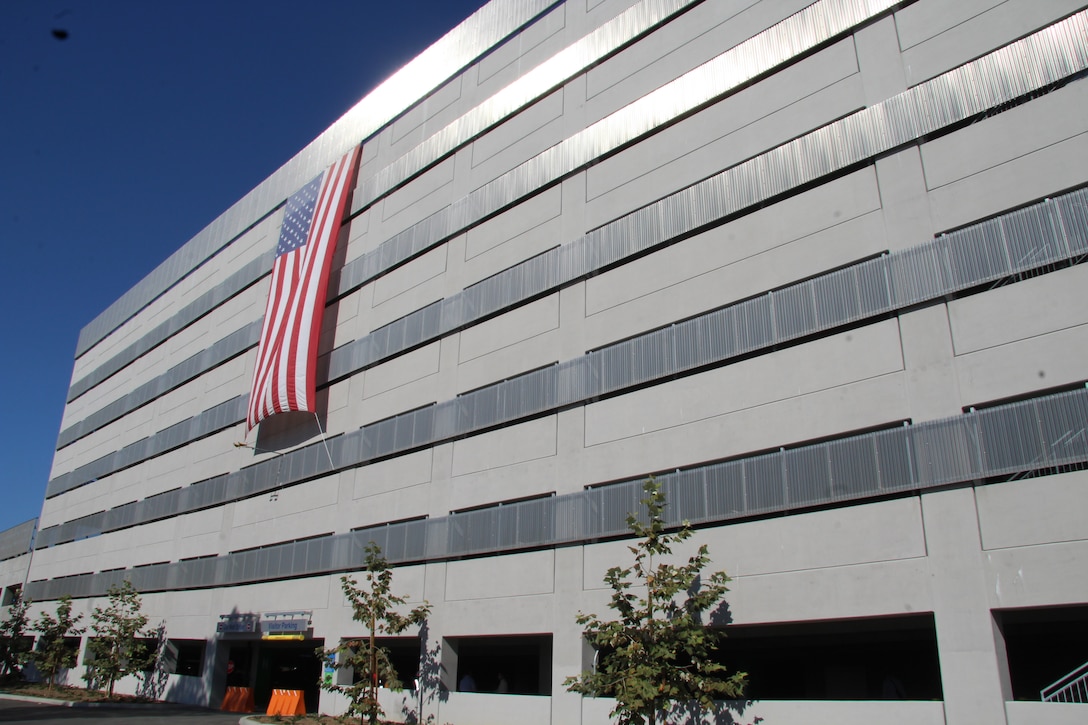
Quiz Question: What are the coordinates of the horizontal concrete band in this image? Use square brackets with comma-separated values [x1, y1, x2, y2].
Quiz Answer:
[55, 8, 1088, 455]
[65, 0, 695, 389]
[46, 12, 1088, 489]
[63, 0, 907, 407]
[38, 183, 1088, 536]
[27, 384, 1088, 601]
[65, 261, 268, 406]
[45, 162, 1088, 496]
[338, 0, 909, 297]
[351, 0, 704, 212]
[57, 320, 262, 450]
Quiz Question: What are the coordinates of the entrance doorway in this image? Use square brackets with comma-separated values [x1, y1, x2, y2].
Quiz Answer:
[256, 640, 323, 712]
[224, 639, 324, 712]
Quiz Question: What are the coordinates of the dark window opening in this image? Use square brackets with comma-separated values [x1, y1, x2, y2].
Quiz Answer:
[447, 634, 551, 695]
[998, 605, 1088, 700]
[135, 638, 158, 671]
[256, 639, 324, 713]
[0, 635, 34, 668]
[226, 644, 251, 688]
[165, 639, 206, 677]
[1, 584, 20, 607]
[33, 635, 81, 673]
[712, 615, 943, 700]
[346, 636, 422, 688]
[83, 637, 157, 672]
[63, 636, 81, 657]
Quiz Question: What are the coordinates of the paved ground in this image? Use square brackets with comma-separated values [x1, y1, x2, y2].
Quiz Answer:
[0, 697, 247, 724]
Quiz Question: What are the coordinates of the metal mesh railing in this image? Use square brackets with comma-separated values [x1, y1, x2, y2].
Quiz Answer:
[43, 181, 1088, 501]
[59, 7, 1088, 448]
[0, 519, 36, 562]
[1042, 660, 1088, 703]
[26, 385, 1088, 600]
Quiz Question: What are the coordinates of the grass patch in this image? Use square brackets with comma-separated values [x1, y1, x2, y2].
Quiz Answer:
[0, 678, 156, 703]
[252, 714, 372, 718]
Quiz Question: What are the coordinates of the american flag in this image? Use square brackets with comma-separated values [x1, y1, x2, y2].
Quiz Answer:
[247, 146, 361, 430]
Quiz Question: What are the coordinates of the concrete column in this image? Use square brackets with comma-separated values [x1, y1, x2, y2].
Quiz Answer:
[854, 15, 907, 105]
[422, 561, 451, 724]
[550, 545, 587, 725]
[555, 407, 588, 498]
[875, 147, 936, 253]
[436, 331, 463, 407]
[426, 442, 454, 521]
[207, 637, 230, 708]
[857, 12, 935, 256]
[899, 304, 963, 422]
[922, 487, 1012, 725]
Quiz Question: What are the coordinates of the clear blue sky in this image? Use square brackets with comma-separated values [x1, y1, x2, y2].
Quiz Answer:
[0, 0, 486, 534]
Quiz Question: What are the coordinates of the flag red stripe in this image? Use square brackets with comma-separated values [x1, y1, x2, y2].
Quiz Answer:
[295, 151, 354, 410]
[247, 147, 360, 430]
[281, 150, 348, 412]
[250, 250, 297, 425]
[250, 253, 293, 421]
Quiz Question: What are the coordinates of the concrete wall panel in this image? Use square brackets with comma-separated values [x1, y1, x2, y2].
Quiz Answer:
[445, 550, 555, 601]
[585, 321, 903, 447]
[985, 539, 1088, 609]
[363, 341, 442, 400]
[389, 75, 466, 151]
[921, 79, 1088, 194]
[977, 471, 1088, 551]
[585, 0, 809, 121]
[955, 323, 1088, 407]
[471, 88, 566, 175]
[584, 168, 883, 343]
[899, 0, 1084, 85]
[475, 2, 568, 95]
[585, 38, 861, 224]
[451, 415, 557, 479]
[950, 264, 1088, 356]
[459, 293, 561, 364]
[352, 448, 433, 500]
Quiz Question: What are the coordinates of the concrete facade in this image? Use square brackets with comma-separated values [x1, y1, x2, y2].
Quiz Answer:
[7, 0, 1088, 723]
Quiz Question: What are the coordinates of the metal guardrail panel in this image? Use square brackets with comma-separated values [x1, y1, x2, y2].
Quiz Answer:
[40, 178, 1088, 531]
[57, 15, 1088, 459]
[28, 385, 1088, 600]
[1041, 660, 1088, 703]
[0, 519, 36, 562]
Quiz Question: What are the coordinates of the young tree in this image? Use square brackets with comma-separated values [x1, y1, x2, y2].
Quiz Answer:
[565, 478, 747, 725]
[318, 542, 431, 725]
[84, 580, 155, 697]
[31, 595, 84, 690]
[0, 592, 32, 678]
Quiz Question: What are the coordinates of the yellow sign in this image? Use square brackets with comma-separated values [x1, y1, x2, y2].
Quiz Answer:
[262, 633, 305, 641]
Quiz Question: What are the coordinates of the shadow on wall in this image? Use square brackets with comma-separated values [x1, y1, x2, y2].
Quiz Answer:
[23, 640, 79, 688]
[677, 588, 760, 724]
[164, 672, 209, 706]
[399, 621, 448, 724]
[255, 410, 326, 451]
[136, 622, 170, 700]
[666, 699, 762, 725]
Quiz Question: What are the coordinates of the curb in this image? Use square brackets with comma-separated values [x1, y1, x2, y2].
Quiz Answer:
[0, 690, 251, 721]
[0, 691, 163, 708]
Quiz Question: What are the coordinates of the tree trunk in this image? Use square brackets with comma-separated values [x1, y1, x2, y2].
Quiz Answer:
[369, 610, 378, 725]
